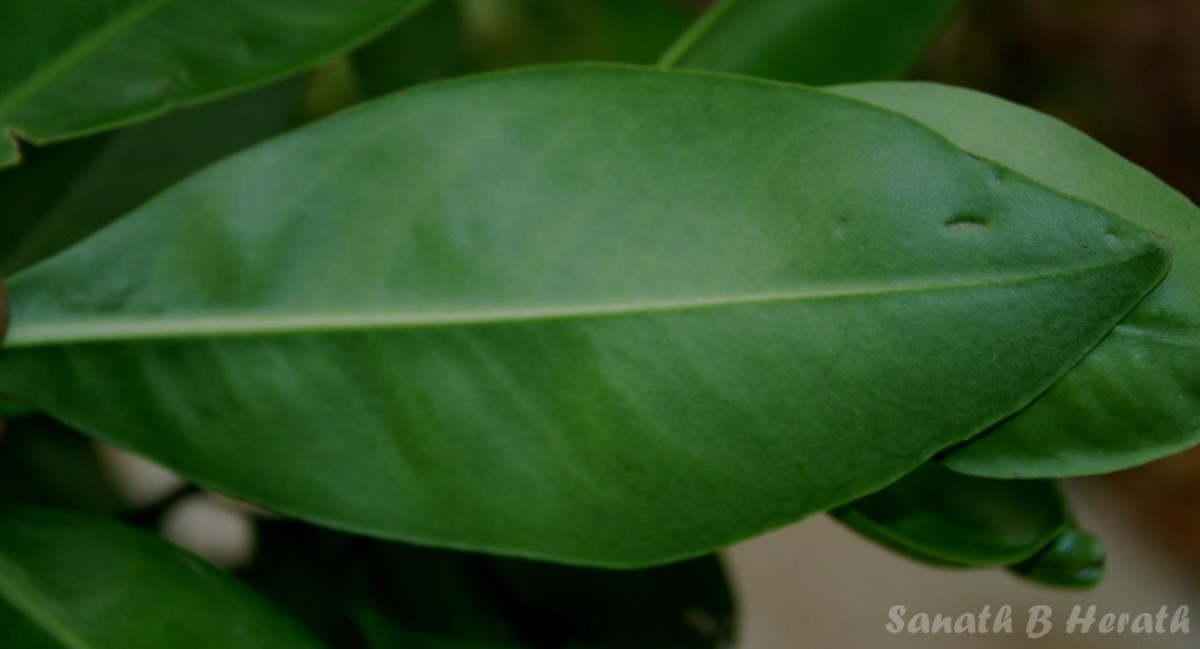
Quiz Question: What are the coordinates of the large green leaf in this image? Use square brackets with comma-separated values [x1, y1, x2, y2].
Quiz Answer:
[831, 82, 1200, 477]
[0, 77, 301, 275]
[0, 0, 429, 167]
[831, 461, 1066, 567]
[0, 66, 1169, 566]
[660, 0, 960, 84]
[0, 505, 326, 648]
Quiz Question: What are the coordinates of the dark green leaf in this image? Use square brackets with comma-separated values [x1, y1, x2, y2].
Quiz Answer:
[0, 78, 301, 275]
[240, 524, 371, 648]
[0, 395, 35, 419]
[353, 0, 695, 98]
[0, 137, 107, 269]
[0, 0, 429, 166]
[831, 82, 1200, 477]
[0, 505, 327, 648]
[831, 461, 1066, 566]
[351, 0, 466, 97]
[0, 66, 1169, 565]
[0, 416, 124, 515]
[1009, 524, 1105, 589]
[479, 555, 734, 649]
[352, 612, 525, 649]
[246, 521, 733, 649]
[458, 0, 696, 69]
[661, 0, 961, 84]
[353, 542, 526, 648]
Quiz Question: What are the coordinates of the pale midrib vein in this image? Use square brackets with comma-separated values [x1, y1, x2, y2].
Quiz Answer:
[0, 555, 96, 649]
[0, 0, 177, 124]
[3, 257, 1150, 348]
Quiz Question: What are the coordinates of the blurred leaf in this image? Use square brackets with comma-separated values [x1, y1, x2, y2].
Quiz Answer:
[0, 505, 326, 648]
[0, 396, 35, 419]
[246, 521, 733, 649]
[832, 81, 1200, 477]
[241, 524, 371, 648]
[661, 0, 961, 84]
[831, 461, 1066, 567]
[0, 77, 302, 275]
[353, 0, 694, 96]
[456, 0, 695, 69]
[0, 137, 107, 269]
[0, 0, 430, 166]
[0, 66, 1169, 566]
[293, 57, 366, 125]
[351, 0, 467, 96]
[1009, 524, 1105, 589]
[352, 609, 526, 649]
[353, 542, 524, 647]
[0, 416, 124, 515]
[480, 555, 734, 648]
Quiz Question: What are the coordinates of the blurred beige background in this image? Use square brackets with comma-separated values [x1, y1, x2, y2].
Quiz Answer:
[727, 480, 1198, 648]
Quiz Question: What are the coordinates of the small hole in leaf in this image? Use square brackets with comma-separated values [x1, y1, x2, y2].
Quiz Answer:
[945, 215, 989, 232]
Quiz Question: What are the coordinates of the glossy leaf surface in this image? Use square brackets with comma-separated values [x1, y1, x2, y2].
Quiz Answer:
[661, 0, 960, 84]
[0, 0, 428, 167]
[833, 82, 1200, 477]
[0, 506, 326, 648]
[0, 66, 1170, 565]
[831, 461, 1066, 566]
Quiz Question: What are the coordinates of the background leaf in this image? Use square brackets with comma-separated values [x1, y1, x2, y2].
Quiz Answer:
[0, 0, 429, 167]
[0, 66, 1170, 565]
[660, 0, 961, 84]
[0, 77, 301, 275]
[831, 461, 1066, 567]
[240, 525, 368, 648]
[352, 0, 696, 98]
[0, 416, 124, 515]
[245, 521, 734, 649]
[477, 554, 734, 648]
[0, 505, 326, 649]
[831, 81, 1200, 477]
[0, 0, 152, 166]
